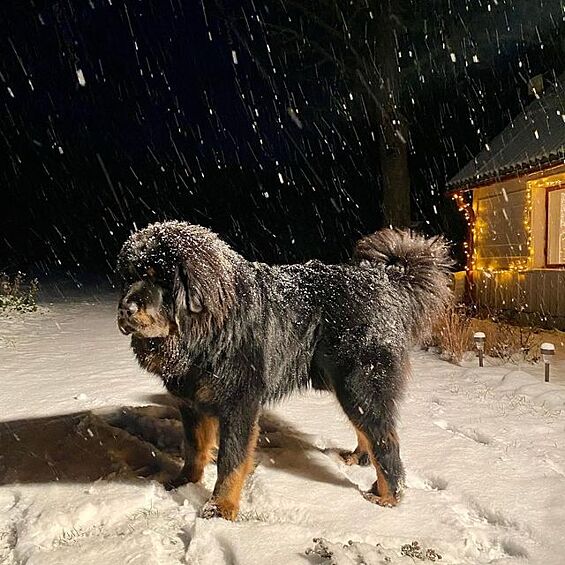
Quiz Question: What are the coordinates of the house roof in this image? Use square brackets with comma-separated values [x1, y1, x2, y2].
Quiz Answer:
[446, 75, 565, 191]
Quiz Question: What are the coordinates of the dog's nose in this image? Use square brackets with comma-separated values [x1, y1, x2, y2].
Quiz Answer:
[118, 300, 139, 335]
[125, 301, 139, 315]
[120, 300, 139, 317]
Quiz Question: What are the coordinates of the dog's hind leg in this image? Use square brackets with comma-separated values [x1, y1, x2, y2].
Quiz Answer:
[165, 405, 218, 490]
[358, 424, 403, 507]
[335, 362, 406, 507]
[202, 405, 260, 521]
[342, 404, 404, 506]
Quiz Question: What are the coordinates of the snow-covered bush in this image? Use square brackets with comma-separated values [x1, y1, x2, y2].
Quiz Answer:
[400, 541, 442, 561]
[305, 537, 442, 564]
[0, 272, 39, 313]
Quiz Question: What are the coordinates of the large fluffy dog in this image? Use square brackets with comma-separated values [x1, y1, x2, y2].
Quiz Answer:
[117, 221, 452, 520]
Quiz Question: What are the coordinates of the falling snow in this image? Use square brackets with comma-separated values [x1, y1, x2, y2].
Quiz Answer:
[0, 2, 565, 562]
[76, 68, 86, 87]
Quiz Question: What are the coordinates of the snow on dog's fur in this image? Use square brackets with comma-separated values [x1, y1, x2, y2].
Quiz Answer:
[116, 221, 453, 520]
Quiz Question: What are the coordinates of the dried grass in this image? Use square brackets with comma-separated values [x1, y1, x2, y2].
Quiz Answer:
[430, 304, 545, 365]
[429, 305, 473, 364]
[469, 318, 543, 364]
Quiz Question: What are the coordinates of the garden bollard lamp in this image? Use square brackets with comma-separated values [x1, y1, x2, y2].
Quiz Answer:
[474, 332, 486, 367]
[540, 342, 555, 382]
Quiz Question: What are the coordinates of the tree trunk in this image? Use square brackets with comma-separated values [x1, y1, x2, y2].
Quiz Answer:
[379, 116, 411, 228]
[376, 1, 411, 228]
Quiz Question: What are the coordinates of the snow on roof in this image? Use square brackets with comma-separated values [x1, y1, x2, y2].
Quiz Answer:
[447, 74, 565, 191]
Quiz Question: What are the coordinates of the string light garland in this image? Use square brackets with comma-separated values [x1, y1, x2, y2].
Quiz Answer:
[452, 184, 532, 273]
[452, 169, 565, 274]
[451, 191, 475, 271]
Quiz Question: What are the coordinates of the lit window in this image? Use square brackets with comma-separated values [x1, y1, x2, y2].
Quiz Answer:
[546, 186, 565, 265]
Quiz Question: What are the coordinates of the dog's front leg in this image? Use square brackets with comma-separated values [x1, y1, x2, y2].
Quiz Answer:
[166, 404, 218, 490]
[201, 405, 259, 521]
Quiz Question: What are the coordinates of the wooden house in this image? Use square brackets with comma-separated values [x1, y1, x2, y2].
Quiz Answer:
[447, 76, 565, 329]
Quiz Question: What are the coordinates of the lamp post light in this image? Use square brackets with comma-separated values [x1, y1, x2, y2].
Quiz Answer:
[473, 332, 486, 367]
[540, 342, 555, 382]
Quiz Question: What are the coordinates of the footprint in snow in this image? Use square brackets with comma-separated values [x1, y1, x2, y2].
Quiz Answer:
[433, 419, 492, 446]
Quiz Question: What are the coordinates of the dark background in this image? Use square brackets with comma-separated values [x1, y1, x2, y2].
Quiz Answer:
[1, 0, 564, 280]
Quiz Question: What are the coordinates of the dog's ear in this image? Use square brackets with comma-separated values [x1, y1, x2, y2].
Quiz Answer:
[188, 285, 204, 314]
[173, 263, 203, 332]
[172, 264, 188, 332]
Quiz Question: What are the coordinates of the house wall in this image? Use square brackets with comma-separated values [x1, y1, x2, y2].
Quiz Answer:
[472, 178, 529, 271]
[473, 269, 565, 330]
[470, 165, 565, 329]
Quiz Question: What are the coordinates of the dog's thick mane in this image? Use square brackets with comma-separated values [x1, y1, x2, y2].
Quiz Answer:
[118, 221, 239, 339]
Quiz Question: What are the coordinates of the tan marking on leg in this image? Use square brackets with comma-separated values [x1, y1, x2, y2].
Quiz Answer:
[212, 423, 259, 520]
[356, 428, 371, 453]
[188, 415, 218, 482]
[341, 428, 371, 465]
[357, 428, 399, 507]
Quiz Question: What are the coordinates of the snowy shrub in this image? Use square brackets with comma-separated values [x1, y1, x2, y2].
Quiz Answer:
[400, 541, 442, 561]
[305, 537, 442, 564]
[305, 537, 395, 564]
[0, 272, 39, 313]
[429, 304, 472, 364]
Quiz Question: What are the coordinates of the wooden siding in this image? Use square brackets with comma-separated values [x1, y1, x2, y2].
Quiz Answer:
[473, 269, 565, 329]
[473, 178, 529, 270]
[465, 165, 565, 328]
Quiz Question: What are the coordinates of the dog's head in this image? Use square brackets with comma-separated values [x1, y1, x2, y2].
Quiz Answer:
[116, 221, 236, 340]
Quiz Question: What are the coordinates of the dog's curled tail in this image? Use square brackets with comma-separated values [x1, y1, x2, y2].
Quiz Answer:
[353, 229, 454, 341]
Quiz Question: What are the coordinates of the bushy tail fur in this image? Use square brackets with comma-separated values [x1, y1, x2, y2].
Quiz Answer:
[353, 229, 454, 342]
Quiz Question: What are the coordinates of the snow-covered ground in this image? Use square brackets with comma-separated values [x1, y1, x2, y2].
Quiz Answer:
[1, 294, 565, 565]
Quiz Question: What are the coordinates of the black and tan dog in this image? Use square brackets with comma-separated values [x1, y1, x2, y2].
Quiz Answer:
[117, 221, 452, 520]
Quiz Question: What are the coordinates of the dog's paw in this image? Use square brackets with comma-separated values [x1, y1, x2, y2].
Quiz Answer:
[201, 500, 221, 519]
[361, 490, 399, 508]
[201, 498, 238, 521]
[164, 474, 193, 491]
[340, 450, 371, 466]
[164, 465, 204, 490]
[164, 478, 184, 491]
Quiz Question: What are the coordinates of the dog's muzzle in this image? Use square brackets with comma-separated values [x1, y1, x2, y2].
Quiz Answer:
[117, 301, 139, 335]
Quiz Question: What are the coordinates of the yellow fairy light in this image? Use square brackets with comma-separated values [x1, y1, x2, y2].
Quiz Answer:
[454, 180, 534, 274]
[524, 180, 534, 269]
[451, 190, 475, 268]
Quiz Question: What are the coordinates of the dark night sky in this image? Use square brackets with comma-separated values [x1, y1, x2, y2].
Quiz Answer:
[1, 0, 564, 278]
